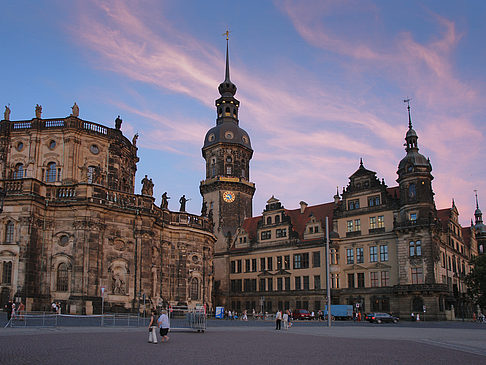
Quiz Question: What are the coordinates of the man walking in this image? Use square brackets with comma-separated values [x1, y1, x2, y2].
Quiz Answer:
[275, 309, 282, 330]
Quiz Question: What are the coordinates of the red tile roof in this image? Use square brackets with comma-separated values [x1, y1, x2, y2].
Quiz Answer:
[241, 202, 335, 241]
[387, 186, 400, 198]
[437, 208, 451, 231]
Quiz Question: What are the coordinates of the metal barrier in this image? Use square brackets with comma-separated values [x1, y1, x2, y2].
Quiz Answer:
[169, 306, 206, 332]
[5, 312, 150, 328]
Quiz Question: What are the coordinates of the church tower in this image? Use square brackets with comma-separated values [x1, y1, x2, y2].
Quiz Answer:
[200, 38, 255, 306]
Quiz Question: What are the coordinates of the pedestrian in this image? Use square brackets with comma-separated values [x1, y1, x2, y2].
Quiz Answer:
[158, 309, 170, 343]
[242, 310, 248, 321]
[228, 310, 232, 320]
[148, 309, 158, 344]
[51, 302, 57, 313]
[283, 310, 289, 330]
[311, 311, 315, 320]
[56, 302, 62, 314]
[275, 309, 282, 330]
[411, 312, 415, 321]
[252, 308, 256, 319]
[18, 302, 25, 320]
[5, 300, 13, 322]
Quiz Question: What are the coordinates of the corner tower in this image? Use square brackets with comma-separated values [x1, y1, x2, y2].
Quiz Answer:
[200, 38, 255, 306]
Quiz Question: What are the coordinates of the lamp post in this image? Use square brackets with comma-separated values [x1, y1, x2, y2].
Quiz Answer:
[325, 216, 331, 328]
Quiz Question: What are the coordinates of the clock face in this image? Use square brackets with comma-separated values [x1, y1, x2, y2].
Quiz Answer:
[223, 191, 235, 203]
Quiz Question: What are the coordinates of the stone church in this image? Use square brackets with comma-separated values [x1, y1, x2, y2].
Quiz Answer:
[0, 104, 215, 314]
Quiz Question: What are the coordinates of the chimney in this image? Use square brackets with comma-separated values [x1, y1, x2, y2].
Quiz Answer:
[299, 201, 308, 214]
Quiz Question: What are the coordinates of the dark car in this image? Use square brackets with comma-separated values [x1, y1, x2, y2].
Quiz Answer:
[292, 309, 312, 320]
[367, 312, 399, 324]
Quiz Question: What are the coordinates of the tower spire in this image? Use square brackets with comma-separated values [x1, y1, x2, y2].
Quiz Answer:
[218, 30, 237, 98]
[224, 31, 231, 83]
[404, 98, 412, 129]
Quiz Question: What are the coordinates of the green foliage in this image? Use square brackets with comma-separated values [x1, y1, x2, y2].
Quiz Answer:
[465, 255, 486, 309]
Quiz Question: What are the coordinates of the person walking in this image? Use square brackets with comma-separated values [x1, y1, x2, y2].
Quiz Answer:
[158, 310, 171, 343]
[283, 310, 289, 330]
[5, 300, 13, 322]
[148, 309, 158, 344]
[275, 309, 282, 330]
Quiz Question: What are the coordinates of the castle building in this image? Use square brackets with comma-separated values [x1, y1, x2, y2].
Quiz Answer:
[0, 106, 215, 313]
[210, 89, 479, 319]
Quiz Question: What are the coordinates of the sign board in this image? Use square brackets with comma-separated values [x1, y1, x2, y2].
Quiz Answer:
[219, 177, 240, 182]
[215, 306, 224, 319]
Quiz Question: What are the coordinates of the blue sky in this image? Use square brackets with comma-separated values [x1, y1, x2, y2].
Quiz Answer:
[1, 0, 485, 225]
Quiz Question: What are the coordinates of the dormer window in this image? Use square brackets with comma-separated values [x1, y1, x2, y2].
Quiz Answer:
[368, 196, 380, 207]
[348, 199, 360, 210]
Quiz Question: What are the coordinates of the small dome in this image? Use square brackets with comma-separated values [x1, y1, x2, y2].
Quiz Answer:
[398, 151, 431, 171]
[406, 127, 417, 138]
[203, 122, 252, 150]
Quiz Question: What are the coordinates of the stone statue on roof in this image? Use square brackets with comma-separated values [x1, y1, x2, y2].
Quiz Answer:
[3, 105, 10, 121]
[132, 133, 138, 147]
[141, 175, 154, 196]
[71, 102, 79, 117]
[35, 104, 42, 119]
[161, 192, 170, 209]
[115, 115, 122, 130]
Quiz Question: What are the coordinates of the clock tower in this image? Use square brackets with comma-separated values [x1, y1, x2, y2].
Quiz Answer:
[200, 38, 255, 306]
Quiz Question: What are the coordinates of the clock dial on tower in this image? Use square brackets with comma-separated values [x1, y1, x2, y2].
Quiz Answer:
[223, 191, 235, 203]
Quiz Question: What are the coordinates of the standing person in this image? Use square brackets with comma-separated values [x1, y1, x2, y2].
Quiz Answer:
[158, 310, 170, 343]
[283, 310, 289, 330]
[228, 310, 232, 320]
[51, 302, 57, 313]
[5, 300, 13, 322]
[17, 302, 25, 320]
[11, 302, 16, 320]
[148, 309, 158, 344]
[275, 309, 282, 330]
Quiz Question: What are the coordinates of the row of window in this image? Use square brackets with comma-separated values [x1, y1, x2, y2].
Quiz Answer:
[347, 195, 381, 211]
[346, 216, 384, 233]
[230, 252, 321, 274]
[231, 275, 323, 293]
[347, 271, 390, 288]
[345, 245, 388, 264]
[260, 228, 287, 240]
[441, 253, 467, 275]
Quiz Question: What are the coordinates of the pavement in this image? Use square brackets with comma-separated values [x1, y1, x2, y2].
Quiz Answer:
[0, 320, 485, 364]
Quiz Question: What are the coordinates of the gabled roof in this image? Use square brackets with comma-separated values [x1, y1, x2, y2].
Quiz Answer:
[241, 216, 261, 242]
[284, 202, 334, 239]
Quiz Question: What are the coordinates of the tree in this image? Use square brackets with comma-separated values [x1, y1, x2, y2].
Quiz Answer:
[465, 255, 486, 310]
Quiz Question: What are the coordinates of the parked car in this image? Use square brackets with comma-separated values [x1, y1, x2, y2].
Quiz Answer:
[367, 312, 399, 324]
[292, 309, 312, 320]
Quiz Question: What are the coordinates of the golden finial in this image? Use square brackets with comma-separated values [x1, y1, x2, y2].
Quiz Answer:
[223, 28, 230, 40]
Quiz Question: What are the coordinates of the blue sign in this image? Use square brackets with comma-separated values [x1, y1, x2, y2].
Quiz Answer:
[215, 306, 224, 319]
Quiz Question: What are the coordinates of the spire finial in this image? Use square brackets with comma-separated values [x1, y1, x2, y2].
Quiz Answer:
[404, 98, 412, 129]
[359, 157, 363, 167]
[475, 189, 479, 209]
[223, 29, 231, 82]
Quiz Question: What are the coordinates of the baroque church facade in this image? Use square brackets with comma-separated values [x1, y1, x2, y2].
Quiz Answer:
[202, 44, 481, 319]
[0, 105, 215, 314]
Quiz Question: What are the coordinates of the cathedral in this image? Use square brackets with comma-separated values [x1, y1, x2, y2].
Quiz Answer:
[202, 42, 482, 320]
[0, 104, 215, 314]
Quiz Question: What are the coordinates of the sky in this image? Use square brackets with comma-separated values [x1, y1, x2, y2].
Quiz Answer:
[1, 0, 485, 225]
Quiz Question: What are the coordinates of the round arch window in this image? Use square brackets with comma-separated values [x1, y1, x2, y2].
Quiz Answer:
[16, 142, 24, 151]
[90, 144, 99, 154]
[49, 140, 56, 149]
[59, 235, 69, 247]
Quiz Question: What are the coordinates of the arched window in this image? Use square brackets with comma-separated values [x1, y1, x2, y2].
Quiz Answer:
[56, 263, 69, 292]
[5, 221, 14, 243]
[46, 162, 56, 182]
[275, 215, 280, 224]
[267, 216, 272, 225]
[210, 158, 216, 178]
[13, 163, 24, 179]
[225, 107, 230, 116]
[2, 261, 12, 284]
[190, 277, 199, 300]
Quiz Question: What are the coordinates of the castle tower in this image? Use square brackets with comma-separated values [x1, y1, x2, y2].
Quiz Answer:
[199, 38, 255, 306]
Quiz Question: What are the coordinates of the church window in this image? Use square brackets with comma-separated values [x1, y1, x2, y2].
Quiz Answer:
[56, 263, 69, 292]
[190, 278, 199, 300]
[46, 162, 56, 182]
[2, 261, 12, 284]
[13, 163, 24, 179]
[5, 221, 14, 243]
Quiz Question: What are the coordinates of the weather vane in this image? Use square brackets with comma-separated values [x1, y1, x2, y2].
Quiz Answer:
[403, 98, 411, 108]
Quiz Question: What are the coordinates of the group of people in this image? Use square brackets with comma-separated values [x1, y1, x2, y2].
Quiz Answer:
[275, 309, 292, 330]
[147, 309, 171, 344]
[51, 301, 62, 314]
[4, 300, 25, 321]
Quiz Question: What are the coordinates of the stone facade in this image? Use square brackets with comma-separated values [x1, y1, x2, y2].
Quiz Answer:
[0, 112, 215, 314]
